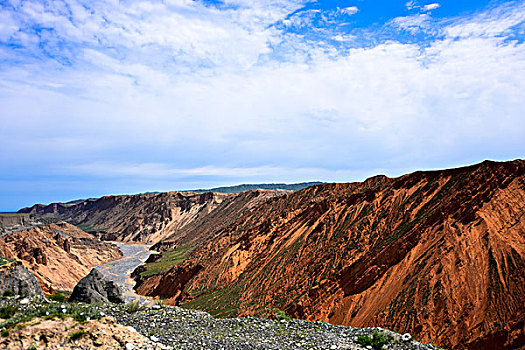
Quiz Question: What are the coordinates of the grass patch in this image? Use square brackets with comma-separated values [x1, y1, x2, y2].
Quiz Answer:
[75, 224, 107, 233]
[0, 304, 18, 319]
[0, 302, 103, 330]
[48, 294, 67, 303]
[1, 329, 9, 337]
[125, 301, 142, 313]
[182, 283, 242, 318]
[140, 245, 193, 277]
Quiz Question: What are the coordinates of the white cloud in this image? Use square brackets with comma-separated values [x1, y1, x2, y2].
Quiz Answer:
[341, 6, 359, 16]
[390, 13, 431, 34]
[0, 0, 524, 206]
[445, 2, 525, 38]
[422, 3, 440, 11]
[406, 1, 419, 10]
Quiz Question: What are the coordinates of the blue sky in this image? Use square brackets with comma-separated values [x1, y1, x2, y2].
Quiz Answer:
[0, 0, 524, 211]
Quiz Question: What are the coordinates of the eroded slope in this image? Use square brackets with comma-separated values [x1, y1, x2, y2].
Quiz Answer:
[0, 222, 122, 292]
[135, 160, 525, 349]
[19, 192, 235, 244]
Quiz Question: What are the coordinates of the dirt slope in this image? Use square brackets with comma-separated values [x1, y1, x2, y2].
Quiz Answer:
[0, 222, 122, 293]
[135, 160, 525, 349]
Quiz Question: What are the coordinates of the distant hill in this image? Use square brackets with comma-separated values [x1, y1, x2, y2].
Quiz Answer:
[191, 182, 326, 193]
[57, 182, 325, 205]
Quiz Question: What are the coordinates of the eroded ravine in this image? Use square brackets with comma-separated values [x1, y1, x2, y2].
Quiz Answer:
[96, 243, 152, 304]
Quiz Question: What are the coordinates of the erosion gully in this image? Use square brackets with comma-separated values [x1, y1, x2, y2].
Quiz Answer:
[95, 242, 153, 305]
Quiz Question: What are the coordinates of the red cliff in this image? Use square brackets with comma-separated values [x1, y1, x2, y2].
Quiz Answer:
[135, 160, 525, 349]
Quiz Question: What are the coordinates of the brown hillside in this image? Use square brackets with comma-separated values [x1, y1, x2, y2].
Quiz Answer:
[0, 222, 122, 293]
[135, 160, 525, 349]
[19, 190, 288, 245]
[19, 192, 235, 244]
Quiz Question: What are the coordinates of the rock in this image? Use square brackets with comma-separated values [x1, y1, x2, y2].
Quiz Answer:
[69, 268, 124, 304]
[0, 261, 44, 297]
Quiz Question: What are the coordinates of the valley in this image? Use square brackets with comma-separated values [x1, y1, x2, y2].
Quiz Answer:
[96, 243, 152, 304]
[3, 161, 525, 349]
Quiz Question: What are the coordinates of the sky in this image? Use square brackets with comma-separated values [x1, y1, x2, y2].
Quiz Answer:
[0, 0, 524, 211]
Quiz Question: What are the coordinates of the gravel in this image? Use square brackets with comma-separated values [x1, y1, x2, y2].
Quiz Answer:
[1, 296, 442, 350]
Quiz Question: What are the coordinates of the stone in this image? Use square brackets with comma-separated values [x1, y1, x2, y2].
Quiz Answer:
[69, 268, 124, 304]
[0, 261, 44, 297]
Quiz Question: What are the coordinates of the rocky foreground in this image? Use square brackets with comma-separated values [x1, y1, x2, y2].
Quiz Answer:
[0, 296, 440, 350]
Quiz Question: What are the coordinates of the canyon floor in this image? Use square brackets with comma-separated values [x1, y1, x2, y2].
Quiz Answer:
[96, 243, 153, 304]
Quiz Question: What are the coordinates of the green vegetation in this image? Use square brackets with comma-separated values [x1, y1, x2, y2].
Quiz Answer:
[140, 245, 193, 277]
[182, 283, 243, 318]
[0, 302, 103, 330]
[1, 329, 9, 337]
[0, 304, 18, 319]
[271, 308, 293, 321]
[356, 330, 391, 350]
[0, 213, 27, 216]
[2, 290, 15, 298]
[48, 294, 67, 303]
[0, 256, 15, 266]
[125, 301, 142, 313]
[28, 342, 37, 350]
[75, 224, 107, 233]
[68, 330, 86, 342]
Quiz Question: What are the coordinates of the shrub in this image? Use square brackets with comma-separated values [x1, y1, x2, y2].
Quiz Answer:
[49, 294, 67, 303]
[356, 331, 391, 350]
[273, 308, 292, 321]
[0, 304, 18, 319]
[69, 330, 86, 342]
[2, 290, 14, 298]
[1, 329, 9, 337]
[27, 342, 37, 350]
[125, 301, 141, 313]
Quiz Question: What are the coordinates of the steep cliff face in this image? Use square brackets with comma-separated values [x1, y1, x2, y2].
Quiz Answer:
[152, 189, 290, 251]
[135, 160, 525, 349]
[19, 192, 236, 244]
[0, 214, 56, 236]
[0, 222, 122, 292]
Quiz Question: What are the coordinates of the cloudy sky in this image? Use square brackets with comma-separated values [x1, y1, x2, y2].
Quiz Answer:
[1, 0, 524, 211]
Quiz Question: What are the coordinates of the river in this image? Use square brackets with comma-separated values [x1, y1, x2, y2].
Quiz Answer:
[95, 243, 153, 304]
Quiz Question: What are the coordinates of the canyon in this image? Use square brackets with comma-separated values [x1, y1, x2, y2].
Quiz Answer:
[8, 161, 525, 349]
[133, 160, 525, 349]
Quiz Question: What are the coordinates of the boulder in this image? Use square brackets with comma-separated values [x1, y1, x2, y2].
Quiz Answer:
[69, 268, 124, 303]
[0, 261, 44, 297]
